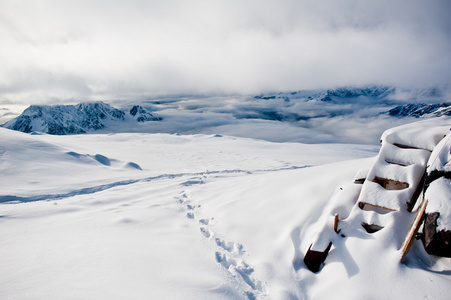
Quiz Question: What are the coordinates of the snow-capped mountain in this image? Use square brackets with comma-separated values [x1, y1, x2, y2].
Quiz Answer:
[1, 86, 449, 143]
[129, 105, 163, 122]
[243, 86, 451, 124]
[75, 102, 126, 121]
[1, 102, 161, 135]
[386, 102, 451, 118]
[254, 85, 396, 102]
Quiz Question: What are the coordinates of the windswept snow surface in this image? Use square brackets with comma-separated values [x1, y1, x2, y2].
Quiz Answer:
[1, 118, 451, 299]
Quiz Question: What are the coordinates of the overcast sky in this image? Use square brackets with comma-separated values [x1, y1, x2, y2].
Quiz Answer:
[1, 0, 451, 103]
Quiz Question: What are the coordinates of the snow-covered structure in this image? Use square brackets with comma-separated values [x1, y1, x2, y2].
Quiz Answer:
[304, 122, 451, 272]
[422, 132, 451, 256]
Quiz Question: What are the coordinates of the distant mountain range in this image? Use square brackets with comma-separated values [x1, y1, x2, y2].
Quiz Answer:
[386, 103, 451, 117]
[1, 102, 161, 135]
[2, 86, 450, 136]
[251, 86, 451, 120]
[254, 86, 396, 102]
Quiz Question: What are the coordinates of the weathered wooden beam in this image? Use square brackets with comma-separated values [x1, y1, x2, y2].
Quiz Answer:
[400, 199, 428, 263]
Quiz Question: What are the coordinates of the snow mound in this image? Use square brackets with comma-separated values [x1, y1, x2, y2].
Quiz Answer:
[93, 154, 111, 166]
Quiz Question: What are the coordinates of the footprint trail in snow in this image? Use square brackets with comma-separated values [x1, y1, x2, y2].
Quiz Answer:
[176, 175, 268, 299]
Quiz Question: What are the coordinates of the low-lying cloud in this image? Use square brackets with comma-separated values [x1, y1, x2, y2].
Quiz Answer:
[101, 90, 446, 144]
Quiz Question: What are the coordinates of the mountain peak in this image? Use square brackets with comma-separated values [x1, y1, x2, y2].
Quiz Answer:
[1, 102, 161, 135]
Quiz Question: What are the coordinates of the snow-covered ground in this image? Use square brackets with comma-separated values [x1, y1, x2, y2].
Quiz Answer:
[1, 116, 451, 299]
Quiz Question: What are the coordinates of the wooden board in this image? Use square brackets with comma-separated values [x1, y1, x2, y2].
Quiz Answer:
[400, 199, 428, 263]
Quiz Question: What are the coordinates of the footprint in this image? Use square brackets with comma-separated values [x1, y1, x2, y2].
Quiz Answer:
[200, 227, 212, 238]
[215, 252, 265, 295]
[215, 238, 244, 255]
[233, 262, 266, 293]
[199, 218, 210, 225]
[186, 212, 195, 219]
[215, 252, 237, 269]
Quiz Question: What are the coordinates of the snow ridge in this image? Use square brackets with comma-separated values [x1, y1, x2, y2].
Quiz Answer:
[1, 102, 161, 134]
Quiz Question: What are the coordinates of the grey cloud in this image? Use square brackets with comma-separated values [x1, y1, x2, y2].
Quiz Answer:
[0, 69, 92, 104]
[0, 0, 450, 103]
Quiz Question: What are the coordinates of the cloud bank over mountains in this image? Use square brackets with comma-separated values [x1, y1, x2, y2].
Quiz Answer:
[1, 0, 451, 103]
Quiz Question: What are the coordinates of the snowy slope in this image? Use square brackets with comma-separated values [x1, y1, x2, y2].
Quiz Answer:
[1, 117, 451, 299]
[0, 127, 377, 299]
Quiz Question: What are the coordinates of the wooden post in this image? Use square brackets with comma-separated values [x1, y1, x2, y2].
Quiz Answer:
[304, 242, 333, 272]
[334, 214, 340, 234]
